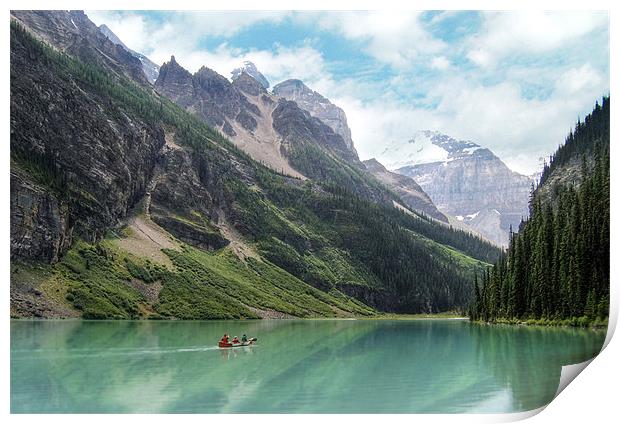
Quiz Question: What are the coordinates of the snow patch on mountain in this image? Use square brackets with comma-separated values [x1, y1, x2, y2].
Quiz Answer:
[378, 130, 482, 170]
[466, 211, 480, 220]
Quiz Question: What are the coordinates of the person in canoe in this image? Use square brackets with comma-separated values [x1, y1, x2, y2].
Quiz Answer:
[241, 334, 248, 343]
[232, 336, 240, 344]
[220, 333, 229, 344]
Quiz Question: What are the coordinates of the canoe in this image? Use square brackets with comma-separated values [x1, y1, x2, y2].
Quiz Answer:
[218, 337, 257, 348]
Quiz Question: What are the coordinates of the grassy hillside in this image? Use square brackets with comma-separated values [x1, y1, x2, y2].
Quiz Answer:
[12, 236, 375, 319]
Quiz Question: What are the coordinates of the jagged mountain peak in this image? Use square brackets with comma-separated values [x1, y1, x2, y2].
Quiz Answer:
[273, 78, 309, 93]
[273, 79, 332, 106]
[195, 64, 223, 78]
[273, 79, 357, 155]
[231, 61, 270, 89]
[156, 56, 192, 86]
[416, 130, 481, 152]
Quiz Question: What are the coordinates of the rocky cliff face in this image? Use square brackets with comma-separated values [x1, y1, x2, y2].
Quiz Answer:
[362, 159, 447, 222]
[98, 24, 160, 84]
[231, 61, 270, 89]
[272, 99, 360, 165]
[382, 131, 532, 247]
[273, 79, 357, 155]
[10, 20, 165, 261]
[11, 169, 72, 263]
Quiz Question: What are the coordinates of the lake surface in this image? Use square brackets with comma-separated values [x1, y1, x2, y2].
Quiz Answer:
[11, 319, 605, 413]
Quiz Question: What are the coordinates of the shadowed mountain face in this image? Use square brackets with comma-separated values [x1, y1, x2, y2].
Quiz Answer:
[98, 24, 160, 84]
[273, 79, 357, 155]
[362, 159, 447, 222]
[383, 131, 532, 247]
[11, 10, 149, 86]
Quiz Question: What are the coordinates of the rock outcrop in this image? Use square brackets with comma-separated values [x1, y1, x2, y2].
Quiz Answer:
[10, 170, 72, 263]
[272, 99, 360, 165]
[273, 79, 357, 155]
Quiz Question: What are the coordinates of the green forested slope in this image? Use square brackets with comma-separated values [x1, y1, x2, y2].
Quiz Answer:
[469, 97, 610, 326]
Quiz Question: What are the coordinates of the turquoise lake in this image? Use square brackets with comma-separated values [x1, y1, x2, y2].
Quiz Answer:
[10, 319, 606, 413]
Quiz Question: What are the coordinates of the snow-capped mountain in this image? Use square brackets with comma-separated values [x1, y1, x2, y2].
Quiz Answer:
[231, 61, 270, 89]
[378, 130, 482, 170]
[380, 131, 533, 247]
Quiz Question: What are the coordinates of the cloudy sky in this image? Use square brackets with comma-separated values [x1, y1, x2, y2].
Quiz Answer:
[87, 10, 609, 175]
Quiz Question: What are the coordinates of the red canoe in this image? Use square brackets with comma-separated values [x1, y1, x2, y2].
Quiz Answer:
[218, 337, 257, 348]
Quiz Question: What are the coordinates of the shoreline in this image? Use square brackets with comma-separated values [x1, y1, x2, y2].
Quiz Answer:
[470, 318, 609, 331]
[9, 313, 469, 322]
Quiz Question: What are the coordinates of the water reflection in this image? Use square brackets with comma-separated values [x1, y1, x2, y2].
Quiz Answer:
[11, 319, 605, 413]
[219, 345, 255, 361]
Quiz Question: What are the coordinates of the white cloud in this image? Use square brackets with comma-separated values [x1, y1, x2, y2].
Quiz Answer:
[466, 49, 491, 67]
[430, 56, 450, 71]
[554, 64, 603, 97]
[466, 11, 608, 68]
[311, 11, 445, 68]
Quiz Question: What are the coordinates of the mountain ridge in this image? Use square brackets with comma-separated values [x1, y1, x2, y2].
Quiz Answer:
[231, 60, 270, 89]
[98, 23, 160, 83]
[362, 158, 447, 222]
